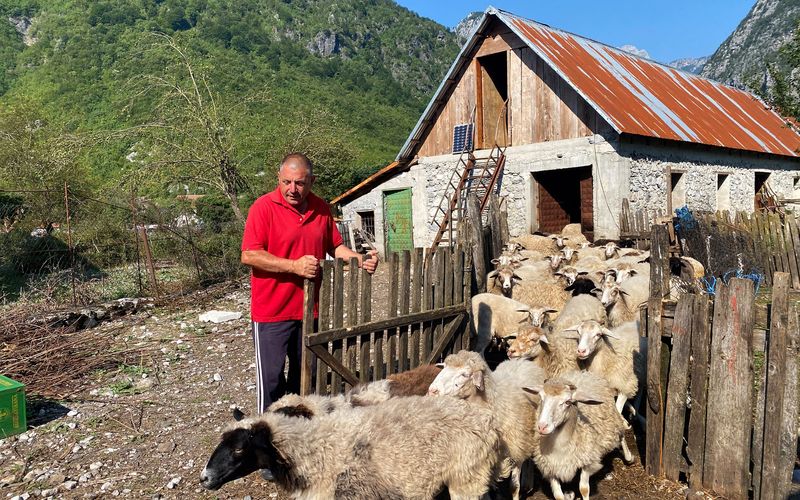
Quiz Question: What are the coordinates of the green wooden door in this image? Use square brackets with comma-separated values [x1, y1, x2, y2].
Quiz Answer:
[383, 188, 414, 254]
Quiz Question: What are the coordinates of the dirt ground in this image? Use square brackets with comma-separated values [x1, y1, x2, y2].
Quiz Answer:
[1, 267, 695, 500]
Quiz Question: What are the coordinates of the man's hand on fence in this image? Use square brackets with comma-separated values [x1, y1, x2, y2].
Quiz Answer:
[293, 255, 319, 278]
[360, 250, 379, 274]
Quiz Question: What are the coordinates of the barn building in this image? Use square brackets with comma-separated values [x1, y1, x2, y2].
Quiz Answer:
[331, 7, 800, 256]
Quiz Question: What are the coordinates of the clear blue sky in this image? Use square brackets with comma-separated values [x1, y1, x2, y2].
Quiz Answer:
[394, 1, 755, 63]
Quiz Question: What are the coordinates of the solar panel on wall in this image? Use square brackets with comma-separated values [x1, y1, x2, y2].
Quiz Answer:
[452, 123, 474, 154]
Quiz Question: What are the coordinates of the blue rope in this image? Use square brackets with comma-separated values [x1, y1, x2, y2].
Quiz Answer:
[715, 269, 765, 294]
[673, 205, 696, 233]
[701, 275, 717, 295]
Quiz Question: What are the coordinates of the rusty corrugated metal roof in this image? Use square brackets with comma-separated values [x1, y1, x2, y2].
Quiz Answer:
[500, 10, 800, 157]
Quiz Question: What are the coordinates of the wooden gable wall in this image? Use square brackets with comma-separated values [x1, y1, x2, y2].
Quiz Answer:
[416, 23, 611, 158]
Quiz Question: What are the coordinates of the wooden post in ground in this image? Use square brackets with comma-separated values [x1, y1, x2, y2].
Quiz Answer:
[758, 273, 790, 500]
[687, 294, 711, 490]
[467, 194, 486, 293]
[646, 224, 669, 477]
[300, 279, 315, 396]
[703, 278, 755, 498]
[137, 225, 159, 297]
[780, 303, 800, 498]
[662, 292, 694, 480]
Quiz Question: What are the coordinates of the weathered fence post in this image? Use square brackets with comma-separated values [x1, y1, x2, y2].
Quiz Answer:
[646, 224, 669, 476]
[756, 272, 791, 499]
[662, 292, 694, 480]
[300, 279, 315, 396]
[467, 194, 486, 293]
[687, 294, 711, 490]
[488, 193, 504, 258]
[704, 277, 754, 498]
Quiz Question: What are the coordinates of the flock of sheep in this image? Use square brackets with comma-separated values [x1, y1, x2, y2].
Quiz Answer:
[200, 224, 706, 499]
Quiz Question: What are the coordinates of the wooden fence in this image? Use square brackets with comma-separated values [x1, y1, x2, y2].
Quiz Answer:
[621, 199, 800, 288]
[645, 225, 799, 499]
[299, 246, 472, 396]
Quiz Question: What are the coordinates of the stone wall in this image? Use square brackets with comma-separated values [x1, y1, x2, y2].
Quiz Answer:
[620, 142, 800, 214]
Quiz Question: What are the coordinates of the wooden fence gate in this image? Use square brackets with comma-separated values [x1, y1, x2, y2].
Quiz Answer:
[299, 246, 472, 396]
[645, 225, 799, 499]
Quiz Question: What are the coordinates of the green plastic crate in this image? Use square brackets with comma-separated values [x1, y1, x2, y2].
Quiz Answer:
[0, 375, 26, 438]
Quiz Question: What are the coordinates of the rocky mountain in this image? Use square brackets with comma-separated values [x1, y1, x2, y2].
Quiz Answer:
[701, 0, 800, 85]
[668, 56, 709, 75]
[454, 11, 483, 46]
[619, 44, 651, 59]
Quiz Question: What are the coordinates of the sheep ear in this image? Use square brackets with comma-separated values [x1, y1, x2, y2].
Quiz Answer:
[618, 289, 630, 296]
[545, 308, 559, 314]
[512, 274, 522, 281]
[629, 270, 638, 276]
[538, 334, 550, 345]
[503, 334, 518, 340]
[517, 257, 529, 262]
[491, 258, 500, 265]
[571, 389, 605, 405]
[591, 287, 603, 294]
[232, 407, 246, 421]
[577, 271, 588, 276]
[435, 363, 445, 369]
[601, 327, 621, 340]
[471, 370, 484, 391]
[522, 385, 543, 396]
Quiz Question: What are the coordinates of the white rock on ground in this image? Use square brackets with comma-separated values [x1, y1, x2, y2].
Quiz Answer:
[198, 310, 242, 323]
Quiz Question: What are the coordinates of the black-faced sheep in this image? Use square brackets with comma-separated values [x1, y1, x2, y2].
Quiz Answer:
[201, 398, 502, 499]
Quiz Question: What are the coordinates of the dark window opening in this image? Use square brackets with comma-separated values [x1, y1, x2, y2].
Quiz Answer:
[670, 172, 686, 210]
[755, 172, 771, 210]
[358, 211, 375, 237]
[477, 51, 508, 148]
[533, 166, 593, 238]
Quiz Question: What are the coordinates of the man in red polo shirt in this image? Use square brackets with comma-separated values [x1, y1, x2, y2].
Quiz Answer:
[241, 152, 378, 413]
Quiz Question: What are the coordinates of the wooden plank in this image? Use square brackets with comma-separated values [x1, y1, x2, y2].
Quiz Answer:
[467, 194, 486, 293]
[752, 330, 767, 500]
[444, 247, 454, 309]
[475, 58, 484, 149]
[663, 293, 694, 481]
[768, 214, 787, 274]
[428, 314, 467, 364]
[757, 213, 775, 281]
[410, 248, 423, 368]
[387, 252, 399, 376]
[759, 273, 790, 500]
[780, 303, 800, 498]
[453, 246, 466, 351]
[306, 304, 468, 348]
[422, 252, 434, 361]
[703, 278, 755, 498]
[646, 225, 669, 477]
[345, 258, 359, 389]
[300, 279, 316, 396]
[317, 261, 333, 394]
[331, 259, 345, 394]
[308, 344, 359, 387]
[433, 249, 446, 349]
[398, 250, 410, 372]
[358, 268, 372, 384]
[687, 295, 711, 490]
[621, 198, 631, 234]
[788, 214, 800, 288]
[488, 193, 504, 259]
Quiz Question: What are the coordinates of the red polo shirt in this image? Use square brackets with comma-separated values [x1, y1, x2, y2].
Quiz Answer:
[241, 188, 343, 322]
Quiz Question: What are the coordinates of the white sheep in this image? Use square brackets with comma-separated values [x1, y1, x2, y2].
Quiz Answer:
[427, 351, 546, 500]
[506, 325, 580, 377]
[599, 274, 649, 327]
[201, 397, 502, 499]
[471, 293, 533, 354]
[561, 320, 645, 415]
[510, 234, 558, 255]
[549, 293, 608, 335]
[523, 371, 632, 500]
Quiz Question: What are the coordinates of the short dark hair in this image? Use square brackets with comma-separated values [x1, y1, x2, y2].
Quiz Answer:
[280, 152, 313, 175]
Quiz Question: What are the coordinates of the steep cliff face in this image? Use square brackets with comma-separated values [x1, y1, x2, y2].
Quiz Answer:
[701, 0, 800, 85]
[668, 56, 708, 75]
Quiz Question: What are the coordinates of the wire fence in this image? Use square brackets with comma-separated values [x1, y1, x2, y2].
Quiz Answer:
[0, 183, 246, 307]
